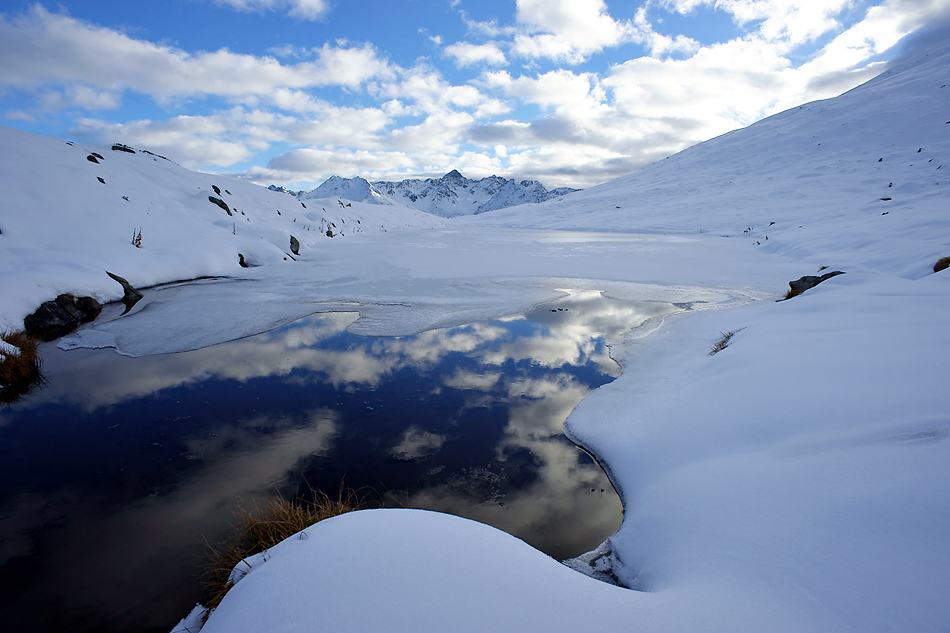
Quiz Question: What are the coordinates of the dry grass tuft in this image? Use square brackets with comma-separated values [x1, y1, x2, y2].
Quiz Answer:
[934, 257, 950, 273]
[202, 485, 368, 611]
[0, 331, 45, 403]
[708, 329, 742, 356]
[783, 286, 804, 300]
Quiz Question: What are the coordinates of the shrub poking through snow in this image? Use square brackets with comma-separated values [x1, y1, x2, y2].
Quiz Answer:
[708, 329, 742, 356]
[934, 257, 950, 273]
[0, 331, 44, 403]
[202, 486, 367, 611]
[131, 228, 142, 248]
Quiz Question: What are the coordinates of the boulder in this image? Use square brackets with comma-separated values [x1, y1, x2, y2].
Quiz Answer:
[24, 294, 103, 341]
[290, 235, 300, 255]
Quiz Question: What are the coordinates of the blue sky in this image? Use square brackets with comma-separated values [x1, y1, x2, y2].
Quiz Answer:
[1, 0, 948, 189]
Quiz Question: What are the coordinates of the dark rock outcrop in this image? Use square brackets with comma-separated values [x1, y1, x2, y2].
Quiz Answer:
[111, 144, 135, 154]
[290, 235, 300, 255]
[24, 294, 102, 341]
[788, 271, 845, 296]
[209, 196, 232, 216]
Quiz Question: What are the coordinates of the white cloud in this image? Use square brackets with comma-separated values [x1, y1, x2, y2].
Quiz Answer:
[214, 0, 331, 21]
[444, 41, 508, 67]
[511, 0, 635, 63]
[74, 114, 260, 167]
[0, 6, 391, 103]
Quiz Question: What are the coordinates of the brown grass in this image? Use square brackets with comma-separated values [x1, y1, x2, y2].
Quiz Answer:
[202, 485, 368, 611]
[934, 257, 950, 273]
[708, 329, 741, 356]
[0, 331, 45, 403]
[783, 286, 804, 300]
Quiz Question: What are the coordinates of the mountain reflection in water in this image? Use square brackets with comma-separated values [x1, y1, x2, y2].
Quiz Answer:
[0, 290, 675, 632]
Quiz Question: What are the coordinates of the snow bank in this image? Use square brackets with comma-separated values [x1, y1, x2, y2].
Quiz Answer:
[196, 509, 638, 633]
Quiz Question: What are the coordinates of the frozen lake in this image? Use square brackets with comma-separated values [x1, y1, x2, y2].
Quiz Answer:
[0, 290, 676, 632]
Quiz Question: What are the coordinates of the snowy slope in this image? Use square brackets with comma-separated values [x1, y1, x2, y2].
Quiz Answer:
[470, 44, 950, 280]
[0, 127, 445, 332]
[182, 38, 950, 633]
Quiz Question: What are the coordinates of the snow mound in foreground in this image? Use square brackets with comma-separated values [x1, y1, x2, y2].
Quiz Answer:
[193, 509, 635, 633]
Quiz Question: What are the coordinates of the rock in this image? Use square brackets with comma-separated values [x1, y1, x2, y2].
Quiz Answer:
[24, 294, 103, 341]
[290, 235, 300, 255]
[212, 185, 221, 195]
[238, 253, 250, 268]
[86, 154, 99, 164]
[106, 271, 144, 314]
[209, 196, 232, 216]
[111, 144, 135, 154]
[76, 296, 102, 322]
[788, 270, 845, 296]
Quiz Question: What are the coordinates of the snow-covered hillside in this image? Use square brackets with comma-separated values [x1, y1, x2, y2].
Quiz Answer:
[0, 128, 445, 332]
[297, 169, 579, 217]
[470, 44, 949, 280]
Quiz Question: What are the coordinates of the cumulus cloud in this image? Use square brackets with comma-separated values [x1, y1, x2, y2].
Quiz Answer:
[511, 0, 635, 63]
[0, 5, 391, 102]
[444, 41, 508, 67]
[214, 0, 331, 21]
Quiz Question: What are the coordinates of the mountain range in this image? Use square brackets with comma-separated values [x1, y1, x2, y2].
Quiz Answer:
[272, 170, 579, 218]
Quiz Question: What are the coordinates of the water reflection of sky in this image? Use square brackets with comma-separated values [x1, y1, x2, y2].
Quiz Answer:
[0, 291, 675, 632]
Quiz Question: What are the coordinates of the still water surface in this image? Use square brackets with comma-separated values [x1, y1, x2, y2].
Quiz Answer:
[0, 291, 669, 631]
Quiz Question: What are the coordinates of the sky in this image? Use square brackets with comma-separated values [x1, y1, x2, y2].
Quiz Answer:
[1, 0, 948, 190]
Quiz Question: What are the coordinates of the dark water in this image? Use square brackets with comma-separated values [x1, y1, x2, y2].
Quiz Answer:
[0, 292, 654, 632]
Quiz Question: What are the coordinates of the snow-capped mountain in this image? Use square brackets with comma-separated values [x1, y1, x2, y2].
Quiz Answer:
[295, 170, 579, 217]
[299, 175, 395, 205]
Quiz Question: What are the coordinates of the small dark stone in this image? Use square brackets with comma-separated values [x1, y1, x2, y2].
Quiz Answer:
[91, 152, 104, 160]
[86, 154, 99, 164]
[212, 185, 221, 195]
[208, 196, 232, 216]
[97, 177, 106, 184]
[238, 253, 250, 268]
[290, 235, 300, 255]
